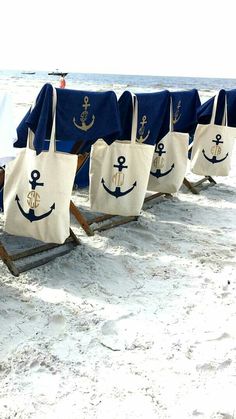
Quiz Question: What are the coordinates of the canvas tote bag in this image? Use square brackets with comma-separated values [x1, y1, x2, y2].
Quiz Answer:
[4, 88, 78, 244]
[89, 95, 154, 216]
[191, 93, 236, 176]
[148, 98, 189, 193]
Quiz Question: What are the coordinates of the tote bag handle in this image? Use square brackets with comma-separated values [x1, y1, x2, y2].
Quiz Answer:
[169, 97, 174, 132]
[48, 87, 57, 153]
[210, 92, 228, 127]
[27, 86, 57, 152]
[130, 93, 138, 144]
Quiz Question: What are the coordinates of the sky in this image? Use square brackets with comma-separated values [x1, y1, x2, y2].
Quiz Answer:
[1, 0, 236, 79]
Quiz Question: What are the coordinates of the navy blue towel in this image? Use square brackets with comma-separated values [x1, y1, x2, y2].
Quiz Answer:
[197, 89, 236, 127]
[159, 89, 201, 140]
[118, 90, 170, 145]
[15, 83, 121, 154]
[171, 89, 201, 134]
[15, 83, 54, 152]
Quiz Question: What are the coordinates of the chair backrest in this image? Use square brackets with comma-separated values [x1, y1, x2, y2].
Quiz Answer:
[15, 83, 122, 154]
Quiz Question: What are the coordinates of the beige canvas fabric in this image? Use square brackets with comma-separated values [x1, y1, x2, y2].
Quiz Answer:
[191, 93, 236, 176]
[4, 88, 77, 244]
[89, 95, 154, 216]
[148, 99, 189, 193]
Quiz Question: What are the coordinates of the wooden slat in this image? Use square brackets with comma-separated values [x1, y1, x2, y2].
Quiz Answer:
[0, 229, 80, 276]
[183, 176, 217, 194]
[88, 213, 116, 225]
[0, 243, 20, 276]
[17, 242, 77, 274]
[94, 216, 139, 232]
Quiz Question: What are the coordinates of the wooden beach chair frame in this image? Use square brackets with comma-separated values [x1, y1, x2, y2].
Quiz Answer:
[0, 167, 80, 276]
[70, 152, 171, 234]
[0, 152, 170, 275]
[0, 229, 80, 277]
[183, 175, 217, 194]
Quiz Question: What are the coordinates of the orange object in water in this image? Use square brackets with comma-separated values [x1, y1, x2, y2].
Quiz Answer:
[59, 76, 66, 88]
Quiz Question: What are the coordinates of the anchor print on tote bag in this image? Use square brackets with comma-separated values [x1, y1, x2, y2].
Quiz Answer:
[15, 169, 55, 223]
[101, 155, 137, 198]
[89, 94, 154, 216]
[191, 93, 236, 176]
[147, 98, 189, 193]
[4, 87, 77, 244]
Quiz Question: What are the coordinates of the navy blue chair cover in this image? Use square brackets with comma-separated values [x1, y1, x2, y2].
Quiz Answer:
[15, 83, 121, 154]
[118, 89, 201, 149]
[15, 83, 122, 189]
[187, 89, 236, 161]
[158, 89, 201, 141]
[197, 89, 236, 127]
[118, 90, 170, 145]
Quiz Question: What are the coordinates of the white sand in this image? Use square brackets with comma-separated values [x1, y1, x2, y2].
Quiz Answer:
[1, 157, 236, 418]
[0, 75, 236, 418]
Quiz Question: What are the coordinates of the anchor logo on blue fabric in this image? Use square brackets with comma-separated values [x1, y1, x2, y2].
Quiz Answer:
[136, 115, 150, 143]
[73, 96, 95, 132]
[15, 170, 55, 222]
[173, 100, 182, 125]
[150, 143, 174, 178]
[101, 156, 137, 198]
[202, 134, 228, 164]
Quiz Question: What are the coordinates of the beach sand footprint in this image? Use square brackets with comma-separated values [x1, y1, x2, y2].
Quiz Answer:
[99, 314, 154, 351]
[44, 314, 67, 337]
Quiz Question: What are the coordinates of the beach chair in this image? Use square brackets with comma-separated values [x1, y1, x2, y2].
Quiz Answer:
[0, 227, 80, 277]
[141, 89, 201, 199]
[161, 89, 203, 194]
[14, 83, 125, 235]
[184, 89, 236, 193]
[0, 155, 80, 276]
[78, 90, 173, 232]
[0, 87, 81, 276]
[69, 90, 200, 232]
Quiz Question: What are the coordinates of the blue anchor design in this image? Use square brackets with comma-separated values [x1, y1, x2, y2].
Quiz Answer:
[73, 96, 95, 132]
[137, 115, 150, 143]
[15, 170, 55, 222]
[202, 134, 228, 164]
[150, 143, 174, 178]
[101, 156, 137, 198]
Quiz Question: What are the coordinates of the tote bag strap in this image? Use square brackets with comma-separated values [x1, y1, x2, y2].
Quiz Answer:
[221, 94, 228, 126]
[169, 96, 174, 132]
[210, 92, 219, 125]
[48, 87, 57, 153]
[130, 93, 138, 144]
[210, 91, 228, 126]
[27, 86, 57, 152]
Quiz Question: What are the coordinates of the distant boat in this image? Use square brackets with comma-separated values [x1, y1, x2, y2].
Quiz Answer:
[21, 71, 36, 75]
[48, 71, 68, 77]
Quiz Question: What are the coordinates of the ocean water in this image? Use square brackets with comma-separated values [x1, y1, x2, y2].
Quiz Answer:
[1, 69, 236, 124]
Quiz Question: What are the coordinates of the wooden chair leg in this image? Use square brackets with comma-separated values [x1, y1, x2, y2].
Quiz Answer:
[207, 176, 217, 185]
[70, 200, 94, 236]
[183, 176, 217, 194]
[183, 177, 199, 194]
